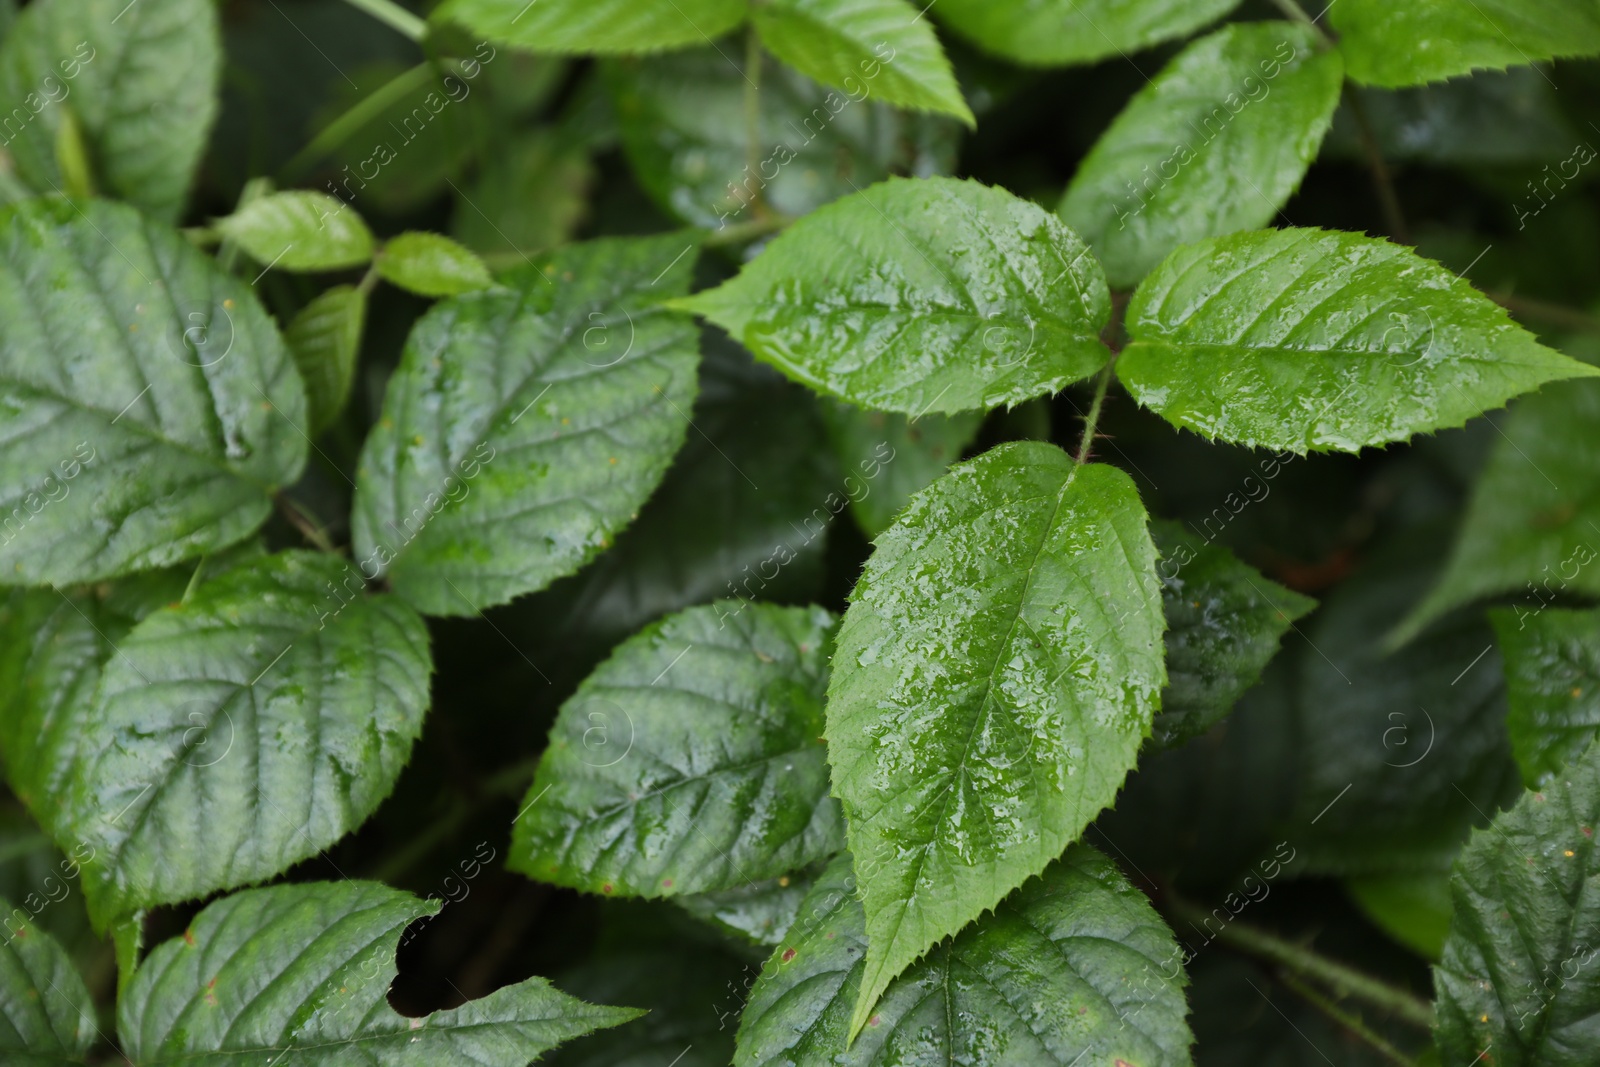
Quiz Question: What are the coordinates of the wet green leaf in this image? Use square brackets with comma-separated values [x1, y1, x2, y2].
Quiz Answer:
[284, 284, 366, 435]
[826, 442, 1165, 1037]
[351, 232, 701, 617]
[0, 198, 306, 587]
[676, 867, 820, 947]
[752, 0, 972, 125]
[1059, 23, 1343, 289]
[377, 231, 494, 298]
[1119, 228, 1600, 453]
[1492, 606, 1600, 788]
[511, 602, 843, 898]
[675, 177, 1111, 416]
[735, 847, 1192, 1065]
[216, 191, 375, 272]
[933, 0, 1241, 68]
[433, 0, 747, 54]
[818, 401, 981, 539]
[0, 897, 93, 1066]
[118, 880, 641, 1065]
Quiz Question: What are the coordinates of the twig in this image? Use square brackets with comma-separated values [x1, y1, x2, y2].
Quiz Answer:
[338, 0, 428, 41]
[743, 26, 768, 219]
[1276, 970, 1418, 1067]
[274, 492, 338, 553]
[370, 758, 539, 884]
[1075, 357, 1116, 465]
[1490, 290, 1600, 334]
[1345, 87, 1412, 244]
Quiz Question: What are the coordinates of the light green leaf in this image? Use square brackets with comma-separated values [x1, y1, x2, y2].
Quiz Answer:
[1492, 607, 1600, 789]
[0, 198, 307, 587]
[933, 0, 1242, 67]
[55, 551, 432, 927]
[1150, 520, 1315, 747]
[735, 847, 1193, 1066]
[1119, 227, 1600, 454]
[1058, 22, 1344, 289]
[511, 602, 842, 897]
[0, 0, 220, 221]
[284, 284, 366, 435]
[351, 232, 701, 617]
[752, 0, 972, 125]
[378, 231, 494, 298]
[215, 191, 375, 272]
[676, 867, 820, 947]
[818, 400, 981, 539]
[0, 899, 93, 1067]
[1434, 741, 1600, 1066]
[117, 880, 642, 1066]
[432, 0, 747, 54]
[826, 441, 1165, 1038]
[1347, 869, 1453, 961]
[1331, 0, 1600, 88]
[605, 45, 958, 231]
[1396, 380, 1600, 643]
[675, 177, 1111, 416]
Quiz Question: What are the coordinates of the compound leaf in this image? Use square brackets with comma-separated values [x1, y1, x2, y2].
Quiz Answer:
[826, 441, 1166, 1038]
[0, 0, 220, 221]
[1330, 0, 1600, 88]
[117, 881, 641, 1066]
[56, 551, 432, 928]
[0, 899, 93, 1066]
[735, 847, 1192, 1066]
[1119, 227, 1600, 454]
[751, 0, 972, 125]
[215, 191, 375, 273]
[1059, 22, 1344, 289]
[0, 198, 306, 587]
[511, 602, 843, 897]
[1492, 607, 1600, 789]
[377, 231, 494, 298]
[933, 0, 1241, 68]
[433, 0, 747, 54]
[675, 177, 1111, 416]
[351, 232, 701, 617]
[1434, 741, 1600, 1067]
[284, 284, 366, 436]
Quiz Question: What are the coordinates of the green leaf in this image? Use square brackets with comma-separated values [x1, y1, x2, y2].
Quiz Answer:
[0, 899, 93, 1066]
[751, 0, 973, 125]
[933, 0, 1242, 68]
[0, 0, 220, 221]
[433, 0, 748, 54]
[215, 191, 375, 272]
[1492, 607, 1600, 789]
[1396, 380, 1600, 643]
[676, 867, 820, 947]
[1330, 0, 1600, 88]
[284, 284, 366, 435]
[818, 401, 981, 539]
[1058, 23, 1344, 289]
[1347, 870, 1453, 961]
[675, 177, 1112, 416]
[117, 880, 642, 1066]
[510, 602, 843, 897]
[450, 130, 595, 260]
[0, 198, 307, 587]
[378, 231, 495, 298]
[1149, 520, 1315, 747]
[1119, 227, 1600, 454]
[351, 232, 701, 617]
[54, 551, 432, 927]
[735, 847, 1193, 1066]
[1434, 741, 1600, 1066]
[605, 45, 958, 231]
[826, 441, 1166, 1038]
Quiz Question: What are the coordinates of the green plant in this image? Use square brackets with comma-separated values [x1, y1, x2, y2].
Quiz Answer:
[2, 0, 1599, 1063]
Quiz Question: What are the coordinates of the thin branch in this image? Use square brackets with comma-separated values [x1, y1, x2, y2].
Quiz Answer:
[274, 492, 338, 554]
[1276, 970, 1418, 1067]
[338, 0, 428, 41]
[1345, 87, 1412, 244]
[1491, 290, 1600, 334]
[279, 61, 439, 184]
[743, 26, 768, 219]
[1075, 357, 1116, 465]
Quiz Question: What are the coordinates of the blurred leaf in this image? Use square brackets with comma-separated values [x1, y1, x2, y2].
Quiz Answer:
[434, 0, 747, 54]
[818, 401, 980, 539]
[0, 893, 92, 1066]
[1347, 869, 1453, 961]
[285, 284, 366, 435]
[933, 0, 1242, 68]
[1492, 606, 1600, 788]
[452, 130, 594, 259]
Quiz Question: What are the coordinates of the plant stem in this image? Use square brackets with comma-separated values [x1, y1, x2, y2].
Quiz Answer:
[280, 60, 439, 184]
[1345, 87, 1412, 244]
[744, 26, 768, 219]
[338, 0, 428, 42]
[1268, 0, 1320, 30]
[274, 493, 337, 554]
[1276, 971, 1418, 1067]
[1491, 290, 1600, 334]
[704, 213, 793, 247]
[1074, 357, 1116, 465]
[1167, 896, 1435, 1030]
[370, 758, 539, 883]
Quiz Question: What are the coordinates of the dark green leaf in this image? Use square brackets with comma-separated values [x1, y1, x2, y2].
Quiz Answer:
[0, 0, 219, 220]
[118, 880, 642, 1065]
[1120, 228, 1600, 453]
[826, 442, 1165, 1036]
[675, 177, 1112, 416]
[751, 0, 972, 125]
[1347, 870, 1453, 961]
[284, 284, 365, 435]
[377, 231, 494, 298]
[933, 0, 1242, 68]
[351, 233, 701, 616]
[735, 847, 1193, 1066]
[511, 602, 842, 897]
[1492, 606, 1600, 788]
[1059, 23, 1343, 289]
[215, 191, 375, 272]
[1434, 741, 1600, 1067]
[433, 0, 747, 54]
[676, 867, 819, 947]
[1330, 0, 1600, 88]
[818, 400, 981, 539]
[0, 198, 306, 587]
[0, 898, 93, 1066]
[55, 551, 432, 926]
[451, 130, 595, 260]
[1150, 520, 1315, 747]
